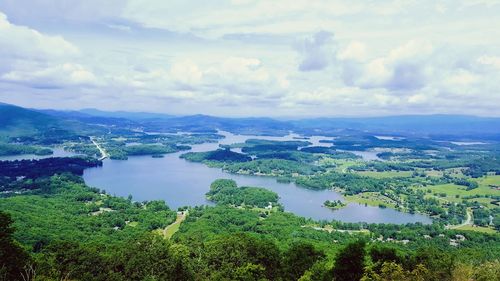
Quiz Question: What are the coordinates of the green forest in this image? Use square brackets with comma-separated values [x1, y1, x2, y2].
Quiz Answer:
[1, 158, 499, 280]
[1, 103, 499, 280]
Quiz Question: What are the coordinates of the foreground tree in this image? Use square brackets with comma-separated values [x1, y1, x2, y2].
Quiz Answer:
[362, 262, 428, 281]
[332, 240, 366, 281]
[202, 233, 282, 280]
[283, 242, 325, 280]
[0, 211, 29, 281]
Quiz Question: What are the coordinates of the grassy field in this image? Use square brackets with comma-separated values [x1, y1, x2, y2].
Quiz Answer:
[303, 224, 371, 234]
[454, 225, 497, 234]
[424, 170, 444, 177]
[424, 178, 500, 198]
[469, 197, 498, 209]
[356, 170, 413, 178]
[476, 175, 500, 189]
[345, 192, 398, 209]
[424, 193, 462, 204]
[447, 168, 467, 177]
[418, 176, 500, 210]
[318, 158, 361, 172]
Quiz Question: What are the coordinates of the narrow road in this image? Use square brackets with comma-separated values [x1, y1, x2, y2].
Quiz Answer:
[90, 137, 108, 160]
[448, 208, 473, 229]
[163, 211, 187, 239]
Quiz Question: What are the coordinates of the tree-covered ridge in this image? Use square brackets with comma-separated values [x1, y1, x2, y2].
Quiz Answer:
[0, 174, 176, 246]
[238, 139, 311, 153]
[181, 148, 252, 163]
[326, 135, 441, 151]
[300, 146, 361, 159]
[0, 103, 105, 145]
[0, 157, 101, 180]
[0, 103, 71, 141]
[125, 132, 224, 145]
[225, 139, 323, 163]
[106, 143, 191, 160]
[224, 158, 322, 177]
[207, 179, 280, 208]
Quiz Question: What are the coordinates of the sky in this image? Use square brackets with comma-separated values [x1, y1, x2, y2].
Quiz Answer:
[0, 0, 499, 117]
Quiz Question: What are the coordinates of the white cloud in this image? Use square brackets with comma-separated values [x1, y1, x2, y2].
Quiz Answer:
[0, 0, 125, 24]
[0, 12, 79, 59]
[477, 55, 500, 69]
[408, 94, 427, 104]
[0, 12, 100, 91]
[170, 60, 203, 86]
[295, 31, 335, 72]
[0, 1, 499, 116]
[104, 56, 289, 105]
[340, 40, 435, 91]
[337, 41, 367, 62]
[121, 0, 417, 38]
[2, 63, 98, 87]
[444, 69, 479, 86]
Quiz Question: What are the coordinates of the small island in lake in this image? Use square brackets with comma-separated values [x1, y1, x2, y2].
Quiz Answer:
[323, 200, 347, 210]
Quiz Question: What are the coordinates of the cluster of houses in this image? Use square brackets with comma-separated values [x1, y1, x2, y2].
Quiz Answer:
[373, 233, 467, 247]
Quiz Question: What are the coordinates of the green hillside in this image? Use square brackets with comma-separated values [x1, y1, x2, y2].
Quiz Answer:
[0, 103, 63, 137]
[0, 103, 103, 143]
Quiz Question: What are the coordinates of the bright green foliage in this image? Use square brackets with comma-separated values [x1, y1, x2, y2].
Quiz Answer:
[0, 174, 176, 247]
[33, 234, 195, 281]
[1, 175, 500, 280]
[207, 179, 279, 208]
[324, 200, 346, 210]
[202, 233, 282, 280]
[362, 262, 429, 281]
[296, 171, 385, 193]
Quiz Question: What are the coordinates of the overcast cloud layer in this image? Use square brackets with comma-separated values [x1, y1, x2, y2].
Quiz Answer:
[0, 0, 499, 117]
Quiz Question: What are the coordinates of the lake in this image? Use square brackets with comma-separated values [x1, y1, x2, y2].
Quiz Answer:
[83, 132, 432, 224]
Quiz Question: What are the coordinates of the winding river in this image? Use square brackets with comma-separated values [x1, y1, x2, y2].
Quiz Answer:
[83, 132, 432, 224]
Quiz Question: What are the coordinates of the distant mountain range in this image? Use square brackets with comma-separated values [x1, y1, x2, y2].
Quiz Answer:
[290, 115, 500, 138]
[79, 108, 175, 120]
[1, 102, 500, 140]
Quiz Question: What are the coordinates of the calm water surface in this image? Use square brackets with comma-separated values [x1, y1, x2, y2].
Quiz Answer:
[83, 132, 431, 224]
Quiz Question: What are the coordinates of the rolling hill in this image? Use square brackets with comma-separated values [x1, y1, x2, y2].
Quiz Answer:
[2, 102, 500, 141]
[0, 103, 104, 143]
